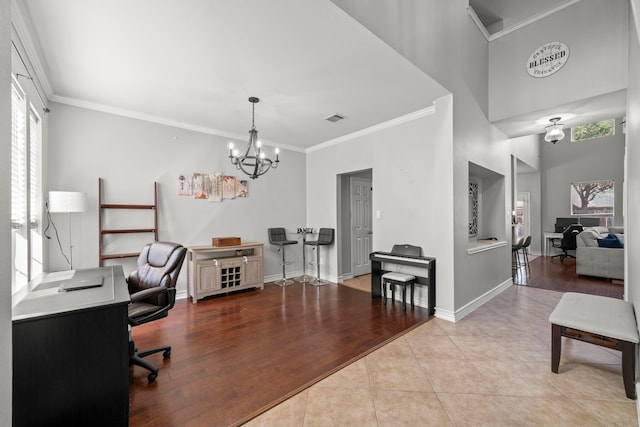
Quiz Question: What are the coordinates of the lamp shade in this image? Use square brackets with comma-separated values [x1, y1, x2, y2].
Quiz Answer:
[544, 117, 565, 144]
[48, 191, 87, 213]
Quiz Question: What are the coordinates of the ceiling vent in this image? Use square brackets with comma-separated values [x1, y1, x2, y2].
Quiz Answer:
[324, 113, 346, 123]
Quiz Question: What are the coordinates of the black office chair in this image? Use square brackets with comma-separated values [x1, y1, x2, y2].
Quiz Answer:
[551, 225, 583, 263]
[382, 244, 421, 311]
[304, 228, 335, 285]
[128, 241, 187, 382]
[268, 227, 298, 286]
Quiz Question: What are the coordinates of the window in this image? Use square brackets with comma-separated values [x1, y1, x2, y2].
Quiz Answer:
[11, 77, 43, 293]
[571, 119, 615, 142]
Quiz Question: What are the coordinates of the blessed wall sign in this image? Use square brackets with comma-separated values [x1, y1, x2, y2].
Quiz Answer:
[526, 42, 569, 78]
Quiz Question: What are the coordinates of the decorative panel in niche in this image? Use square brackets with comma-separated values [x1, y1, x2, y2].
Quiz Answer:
[469, 181, 478, 237]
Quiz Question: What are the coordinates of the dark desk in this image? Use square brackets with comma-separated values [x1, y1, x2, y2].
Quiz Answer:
[12, 266, 130, 427]
[370, 252, 436, 315]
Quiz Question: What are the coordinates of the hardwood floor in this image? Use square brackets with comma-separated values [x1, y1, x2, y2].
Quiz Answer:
[128, 281, 430, 426]
[513, 254, 623, 299]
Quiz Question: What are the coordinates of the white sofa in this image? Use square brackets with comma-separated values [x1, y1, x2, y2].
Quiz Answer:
[575, 226, 624, 280]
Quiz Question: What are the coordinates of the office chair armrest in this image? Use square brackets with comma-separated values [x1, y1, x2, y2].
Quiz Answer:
[130, 286, 168, 303]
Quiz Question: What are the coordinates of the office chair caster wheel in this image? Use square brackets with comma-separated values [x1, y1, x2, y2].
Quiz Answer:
[163, 349, 171, 359]
[147, 372, 157, 382]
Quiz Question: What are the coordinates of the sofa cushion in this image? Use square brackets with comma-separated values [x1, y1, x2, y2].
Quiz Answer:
[597, 233, 624, 248]
[579, 230, 602, 247]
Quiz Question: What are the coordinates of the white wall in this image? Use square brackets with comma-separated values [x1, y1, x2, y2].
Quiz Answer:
[46, 102, 307, 293]
[0, 0, 12, 421]
[489, 0, 629, 122]
[512, 134, 541, 172]
[306, 96, 454, 313]
[627, 0, 640, 309]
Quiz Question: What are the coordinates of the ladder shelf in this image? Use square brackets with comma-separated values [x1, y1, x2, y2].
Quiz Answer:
[98, 177, 158, 266]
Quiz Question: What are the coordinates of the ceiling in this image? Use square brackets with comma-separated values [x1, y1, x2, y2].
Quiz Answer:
[16, 0, 626, 148]
[17, 0, 447, 151]
[469, 0, 572, 34]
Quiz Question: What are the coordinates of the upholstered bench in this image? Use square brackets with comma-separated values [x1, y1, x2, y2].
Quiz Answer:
[382, 272, 416, 311]
[549, 292, 639, 399]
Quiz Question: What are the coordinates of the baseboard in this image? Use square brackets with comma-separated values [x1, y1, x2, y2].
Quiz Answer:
[435, 278, 513, 323]
[339, 273, 354, 282]
[637, 383, 640, 425]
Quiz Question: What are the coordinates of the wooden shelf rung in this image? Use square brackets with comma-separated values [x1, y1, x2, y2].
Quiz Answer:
[100, 203, 156, 210]
[101, 228, 157, 235]
[100, 253, 140, 260]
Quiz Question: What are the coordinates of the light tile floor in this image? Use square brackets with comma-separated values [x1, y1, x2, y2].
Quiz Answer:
[245, 285, 638, 426]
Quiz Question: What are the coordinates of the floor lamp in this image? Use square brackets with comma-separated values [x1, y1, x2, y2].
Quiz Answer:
[48, 191, 87, 270]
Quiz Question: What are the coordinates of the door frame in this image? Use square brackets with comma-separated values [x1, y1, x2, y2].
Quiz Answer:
[336, 169, 373, 280]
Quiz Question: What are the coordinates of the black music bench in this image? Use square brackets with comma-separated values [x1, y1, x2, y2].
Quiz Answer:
[370, 247, 436, 316]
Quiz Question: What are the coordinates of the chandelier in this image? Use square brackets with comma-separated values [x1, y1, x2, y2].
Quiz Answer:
[544, 117, 565, 143]
[228, 97, 280, 179]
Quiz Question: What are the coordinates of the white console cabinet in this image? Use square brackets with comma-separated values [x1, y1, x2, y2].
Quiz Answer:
[187, 243, 264, 303]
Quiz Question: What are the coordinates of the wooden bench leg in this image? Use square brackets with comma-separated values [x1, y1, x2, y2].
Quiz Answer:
[551, 324, 561, 373]
[622, 340, 637, 400]
[402, 284, 406, 311]
[410, 283, 415, 308]
[382, 281, 387, 305]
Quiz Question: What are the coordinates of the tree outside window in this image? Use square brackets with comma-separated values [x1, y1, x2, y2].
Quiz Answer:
[571, 119, 614, 142]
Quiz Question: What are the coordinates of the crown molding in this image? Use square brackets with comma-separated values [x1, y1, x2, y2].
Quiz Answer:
[467, 0, 582, 42]
[50, 94, 305, 153]
[306, 105, 436, 153]
[11, 0, 53, 99]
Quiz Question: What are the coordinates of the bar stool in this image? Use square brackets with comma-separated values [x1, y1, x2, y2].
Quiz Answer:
[268, 228, 298, 286]
[512, 238, 523, 271]
[295, 228, 313, 283]
[304, 228, 335, 285]
[520, 236, 532, 272]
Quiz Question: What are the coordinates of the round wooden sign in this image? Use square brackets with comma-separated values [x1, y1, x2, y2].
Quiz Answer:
[526, 42, 569, 78]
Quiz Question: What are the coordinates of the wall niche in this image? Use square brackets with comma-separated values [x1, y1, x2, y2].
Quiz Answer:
[468, 162, 505, 243]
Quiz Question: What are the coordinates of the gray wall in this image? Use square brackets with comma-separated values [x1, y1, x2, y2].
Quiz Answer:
[0, 0, 12, 421]
[517, 170, 542, 255]
[540, 119, 626, 233]
[332, 0, 514, 318]
[46, 102, 307, 292]
[488, 0, 629, 122]
[307, 98, 453, 311]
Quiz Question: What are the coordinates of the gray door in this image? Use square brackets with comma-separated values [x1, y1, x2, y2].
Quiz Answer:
[350, 177, 372, 276]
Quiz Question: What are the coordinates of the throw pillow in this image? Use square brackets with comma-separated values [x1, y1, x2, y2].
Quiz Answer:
[597, 233, 624, 248]
[580, 230, 600, 247]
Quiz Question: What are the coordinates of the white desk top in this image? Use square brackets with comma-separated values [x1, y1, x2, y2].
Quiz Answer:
[12, 266, 129, 322]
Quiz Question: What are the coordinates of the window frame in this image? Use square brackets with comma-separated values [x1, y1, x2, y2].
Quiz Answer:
[570, 119, 615, 142]
[11, 75, 43, 294]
